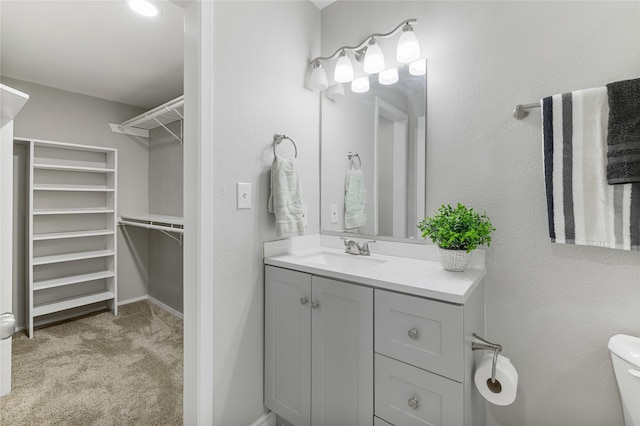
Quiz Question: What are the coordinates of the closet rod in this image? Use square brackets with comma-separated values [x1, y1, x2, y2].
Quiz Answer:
[119, 95, 184, 129]
[118, 219, 184, 234]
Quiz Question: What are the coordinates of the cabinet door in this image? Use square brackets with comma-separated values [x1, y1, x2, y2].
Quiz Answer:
[311, 276, 373, 426]
[265, 266, 312, 426]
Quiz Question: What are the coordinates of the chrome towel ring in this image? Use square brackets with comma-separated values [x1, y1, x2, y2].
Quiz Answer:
[273, 133, 298, 158]
[348, 151, 361, 169]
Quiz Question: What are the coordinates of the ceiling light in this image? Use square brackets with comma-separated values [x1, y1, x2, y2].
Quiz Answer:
[397, 23, 420, 63]
[310, 61, 328, 91]
[409, 59, 426, 76]
[334, 50, 354, 83]
[379, 68, 399, 85]
[128, 0, 158, 17]
[351, 76, 370, 93]
[363, 39, 385, 74]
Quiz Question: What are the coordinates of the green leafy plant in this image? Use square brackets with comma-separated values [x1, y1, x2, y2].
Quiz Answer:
[417, 203, 495, 253]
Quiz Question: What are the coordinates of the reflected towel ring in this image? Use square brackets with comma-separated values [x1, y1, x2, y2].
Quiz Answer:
[348, 151, 361, 169]
[273, 133, 298, 158]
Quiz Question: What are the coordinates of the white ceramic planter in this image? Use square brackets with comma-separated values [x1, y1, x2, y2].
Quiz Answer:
[438, 248, 472, 272]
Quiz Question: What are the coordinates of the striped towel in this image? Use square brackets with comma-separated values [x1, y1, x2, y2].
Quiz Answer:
[542, 87, 640, 250]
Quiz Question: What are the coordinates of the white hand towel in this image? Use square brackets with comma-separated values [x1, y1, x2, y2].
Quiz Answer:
[344, 168, 367, 229]
[542, 87, 640, 250]
[268, 155, 305, 238]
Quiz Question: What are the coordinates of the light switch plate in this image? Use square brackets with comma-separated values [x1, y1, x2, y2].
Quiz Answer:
[330, 204, 338, 223]
[237, 182, 251, 209]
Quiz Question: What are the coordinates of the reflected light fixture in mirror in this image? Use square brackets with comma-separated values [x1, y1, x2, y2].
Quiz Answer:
[128, 0, 158, 17]
[351, 76, 370, 93]
[308, 18, 419, 91]
[409, 59, 427, 76]
[379, 68, 399, 85]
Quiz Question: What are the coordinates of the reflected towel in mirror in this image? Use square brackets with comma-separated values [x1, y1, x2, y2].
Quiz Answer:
[345, 168, 367, 229]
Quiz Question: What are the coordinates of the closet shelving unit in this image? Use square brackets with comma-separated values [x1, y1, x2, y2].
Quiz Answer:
[23, 138, 117, 338]
[113, 95, 185, 243]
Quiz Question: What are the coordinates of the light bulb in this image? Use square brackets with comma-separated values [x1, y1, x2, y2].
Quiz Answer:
[378, 68, 399, 85]
[363, 39, 385, 74]
[409, 59, 426, 76]
[397, 25, 420, 63]
[351, 76, 370, 93]
[334, 50, 354, 83]
[128, 0, 158, 17]
[310, 62, 328, 91]
[327, 84, 345, 101]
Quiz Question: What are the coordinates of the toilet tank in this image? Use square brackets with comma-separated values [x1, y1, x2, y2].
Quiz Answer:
[609, 334, 640, 426]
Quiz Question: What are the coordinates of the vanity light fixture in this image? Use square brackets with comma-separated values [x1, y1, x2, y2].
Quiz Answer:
[351, 76, 370, 93]
[397, 22, 420, 63]
[409, 58, 427, 76]
[308, 18, 420, 90]
[128, 0, 158, 17]
[378, 68, 399, 85]
[310, 60, 329, 91]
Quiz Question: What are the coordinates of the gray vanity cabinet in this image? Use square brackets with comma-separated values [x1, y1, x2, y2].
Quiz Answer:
[264, 266, 374, 426]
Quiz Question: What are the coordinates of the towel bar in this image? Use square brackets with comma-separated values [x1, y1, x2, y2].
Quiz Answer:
[273, 133, 298, 158]
[513, 102, 541, 120]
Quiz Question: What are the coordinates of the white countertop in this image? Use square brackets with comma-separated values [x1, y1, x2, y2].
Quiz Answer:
[264, 246, 485, 304]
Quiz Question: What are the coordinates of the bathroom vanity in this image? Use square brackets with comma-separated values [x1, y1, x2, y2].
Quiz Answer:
[263, 237, 486, 426]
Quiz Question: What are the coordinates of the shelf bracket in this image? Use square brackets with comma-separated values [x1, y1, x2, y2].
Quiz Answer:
[159, 229, 183, 246]
[150, 115, 183, 144]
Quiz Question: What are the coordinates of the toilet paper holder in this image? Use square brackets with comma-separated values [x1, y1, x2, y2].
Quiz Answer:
[472, 333, 502, 385]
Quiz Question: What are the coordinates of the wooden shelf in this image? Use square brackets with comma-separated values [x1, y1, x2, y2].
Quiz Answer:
[33, 229, 114, 241]
[33, 163, 115, 173]
[33, 250, 114, 266]
[33, 207, 114, 215]
[33, 184, 114, 192]
[33, 290, 115, 317]
[34, 270, 115, 291]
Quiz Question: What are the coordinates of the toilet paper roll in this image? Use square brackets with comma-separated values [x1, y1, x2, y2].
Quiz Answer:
[474, 353, 518, 406]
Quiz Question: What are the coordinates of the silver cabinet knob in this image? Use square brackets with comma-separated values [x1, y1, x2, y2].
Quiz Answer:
[300, 297, 308, 305]
[0, 312, 16, 340]
[311, 301, 319, 309]
[408, 328, 419, 340]
[408, 397, 419, 409]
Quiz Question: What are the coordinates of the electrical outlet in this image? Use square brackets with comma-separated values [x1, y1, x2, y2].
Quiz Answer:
[330, 204, 338, 223]
[237, 182, 251, 209]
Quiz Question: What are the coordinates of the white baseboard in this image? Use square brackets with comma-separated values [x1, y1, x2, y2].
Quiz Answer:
[118, 295, 149, 306]
[250, 411, 275, 426]
[147, 296, 183, 319]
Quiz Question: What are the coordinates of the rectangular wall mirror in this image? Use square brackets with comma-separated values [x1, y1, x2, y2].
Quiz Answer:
[321, 65, 427, 240]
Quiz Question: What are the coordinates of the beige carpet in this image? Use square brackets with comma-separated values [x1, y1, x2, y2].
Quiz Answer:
[0, 301, 183, 425]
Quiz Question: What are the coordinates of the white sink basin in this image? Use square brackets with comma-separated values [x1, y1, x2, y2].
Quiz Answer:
[296, 251, 387, 270]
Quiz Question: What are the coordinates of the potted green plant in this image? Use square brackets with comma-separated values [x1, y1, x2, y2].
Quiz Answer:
[417, 203, 495, 272]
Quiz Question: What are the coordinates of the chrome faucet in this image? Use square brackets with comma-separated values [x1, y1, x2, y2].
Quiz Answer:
[342, 238, 375, 256]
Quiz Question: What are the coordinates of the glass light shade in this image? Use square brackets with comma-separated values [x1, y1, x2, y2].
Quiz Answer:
[378, 68, 399, 85]
[334, 52, 354, 83]
[397, 29, 420, 63]
[128, 0, 158, 17]
[351, 76, 370, 93]
[409, 59, 426, 76]
[310, 63, 328, 91]
[363, 41, 385, 74]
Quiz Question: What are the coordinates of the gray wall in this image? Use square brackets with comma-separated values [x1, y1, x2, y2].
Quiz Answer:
[210, 1, 321, 424]
[148, 121, 183, 313]
[322, 2, 640, 425]
[3, 77, 150, 328]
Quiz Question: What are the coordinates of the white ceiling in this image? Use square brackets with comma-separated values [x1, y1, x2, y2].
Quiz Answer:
[0, 1, 184, 109]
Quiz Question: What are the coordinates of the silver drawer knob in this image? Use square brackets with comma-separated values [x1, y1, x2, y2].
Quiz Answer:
[408, 328, 419, 340]
[300, 297, 308, 305]
[408, 397, 419, 409]
[311, 301, 320, 309]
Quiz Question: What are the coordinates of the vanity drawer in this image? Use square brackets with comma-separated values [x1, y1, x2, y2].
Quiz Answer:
[375, 289, 463, 381]
[375, 354, 463, 426]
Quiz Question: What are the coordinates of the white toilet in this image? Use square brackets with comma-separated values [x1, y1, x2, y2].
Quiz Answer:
[609, 334, 640, 426]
